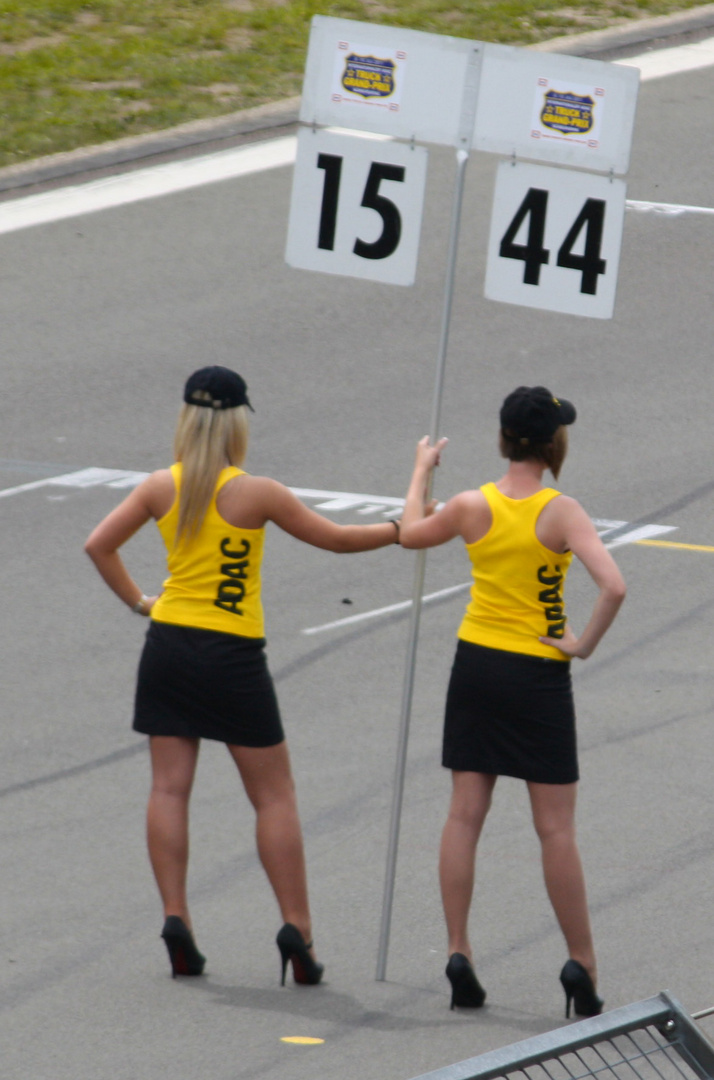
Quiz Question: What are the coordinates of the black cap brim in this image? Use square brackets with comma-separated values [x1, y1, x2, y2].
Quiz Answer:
[556, 397, 576, 426]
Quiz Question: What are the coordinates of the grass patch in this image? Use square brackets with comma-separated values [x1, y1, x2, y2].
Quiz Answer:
[0, 0, 707, 167]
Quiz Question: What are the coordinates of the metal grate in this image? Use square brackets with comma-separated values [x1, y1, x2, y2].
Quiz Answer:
[409, 994, 714, 1080]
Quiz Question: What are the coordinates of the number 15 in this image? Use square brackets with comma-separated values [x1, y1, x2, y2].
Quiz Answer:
[286, 128, 429, 286]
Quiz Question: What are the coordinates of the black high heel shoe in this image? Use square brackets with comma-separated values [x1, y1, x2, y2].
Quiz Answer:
[445, 953, 486, 1010]
[161, 916, 206, 978]
[560, 959, 603, 1018]
[276, 923, 324, 986]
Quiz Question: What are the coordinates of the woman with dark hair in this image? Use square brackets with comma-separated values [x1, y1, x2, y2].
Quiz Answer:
[85, 366, 400, 983]
[399, 386, 626, 1017]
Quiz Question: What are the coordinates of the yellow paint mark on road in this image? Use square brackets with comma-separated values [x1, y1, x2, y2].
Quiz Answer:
[636, 539, 714, 553]
[280, 1036, 325, 1045]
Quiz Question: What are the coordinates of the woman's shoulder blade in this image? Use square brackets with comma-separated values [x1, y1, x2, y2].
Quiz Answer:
[454, 487, 488, 507]
[456, 488, 493, 545]
[214, 472, 286, 531]
[542, 492, 584, 517]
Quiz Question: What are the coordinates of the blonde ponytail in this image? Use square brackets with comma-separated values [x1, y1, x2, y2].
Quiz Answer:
[173, 396, 249, 545]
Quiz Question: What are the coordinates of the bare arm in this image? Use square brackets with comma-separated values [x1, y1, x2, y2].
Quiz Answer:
[84, 473, 167, 615]
[257, 478, 399, 553]
[540, 500, 626, 659]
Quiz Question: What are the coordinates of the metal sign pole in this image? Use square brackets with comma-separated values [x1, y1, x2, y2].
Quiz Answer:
[376, 148, 470, 981]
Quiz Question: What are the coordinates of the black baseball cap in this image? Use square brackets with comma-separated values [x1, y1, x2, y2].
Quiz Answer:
[500, 386, 576, 443]
[183, 366, 254, 411]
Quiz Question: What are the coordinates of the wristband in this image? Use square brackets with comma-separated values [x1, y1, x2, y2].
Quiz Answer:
[392, 519, 400, 544]
[133, 595, 150, 614]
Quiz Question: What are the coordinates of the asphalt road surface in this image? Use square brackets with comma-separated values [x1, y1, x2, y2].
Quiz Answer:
[0, 18, 713, 1080]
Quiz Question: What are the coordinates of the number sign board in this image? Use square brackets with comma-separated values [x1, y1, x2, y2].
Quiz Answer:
[285, 128, 429, 286]
[291, 16, 637, 313]
[484, 161, 627, 319]
[299, 16, 481, 148]
[473, 44, 639, 175]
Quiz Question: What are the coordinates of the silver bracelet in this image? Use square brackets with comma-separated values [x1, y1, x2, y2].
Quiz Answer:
[133, 594, 149, 614]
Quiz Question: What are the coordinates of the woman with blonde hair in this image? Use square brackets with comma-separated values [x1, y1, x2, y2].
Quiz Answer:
[399, 386, 626, 1016]
[85, 366, 400, 983]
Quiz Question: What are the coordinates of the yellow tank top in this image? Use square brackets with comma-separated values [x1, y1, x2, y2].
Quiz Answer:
[457, 482, 572, 660]
[150, 464, 265, 639]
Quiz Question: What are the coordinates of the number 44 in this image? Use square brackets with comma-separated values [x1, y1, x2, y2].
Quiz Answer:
[499, 186, 607, 295]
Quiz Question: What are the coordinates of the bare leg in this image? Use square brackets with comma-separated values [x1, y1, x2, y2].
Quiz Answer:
[227, 741, 315, 952]
[439, 771, 497, 960]
[147, 735, 200, 927]
[528, 781, 597, 983]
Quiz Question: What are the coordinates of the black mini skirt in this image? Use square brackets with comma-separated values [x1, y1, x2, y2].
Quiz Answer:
[133, 621, 284, 747]
[442, 639, 578, 784]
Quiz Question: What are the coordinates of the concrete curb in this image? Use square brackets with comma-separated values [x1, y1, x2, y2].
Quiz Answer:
[2, 4, 713, 194]
[0, 97, 302, 194]
[531, 1, 714, 55]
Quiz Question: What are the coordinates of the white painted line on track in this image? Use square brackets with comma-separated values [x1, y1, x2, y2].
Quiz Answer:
[0, 467, 677, 545]
[290, 487, 402, 516]
[620, 34, 714, 81]
[301, 521, 679, 635]
[604, 525, 673, 546]
[626, 199, 714, 217]
[0, 475, 72, 499]
[0, 465, 680, 634]
[0, 37, 713, 237]
[0, 136, 297, 237]
[0, 467, 148, 498]
[302, 583, 471, 636]
[593, 517, 679, 546]
[0, 466, 678, 536]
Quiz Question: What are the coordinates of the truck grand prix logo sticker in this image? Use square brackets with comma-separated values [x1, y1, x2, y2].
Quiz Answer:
[530, 77, 605, 148]
[341, 53, 396, 99]
[540, 89, 595, 135]
[331, 40, 406, 111]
